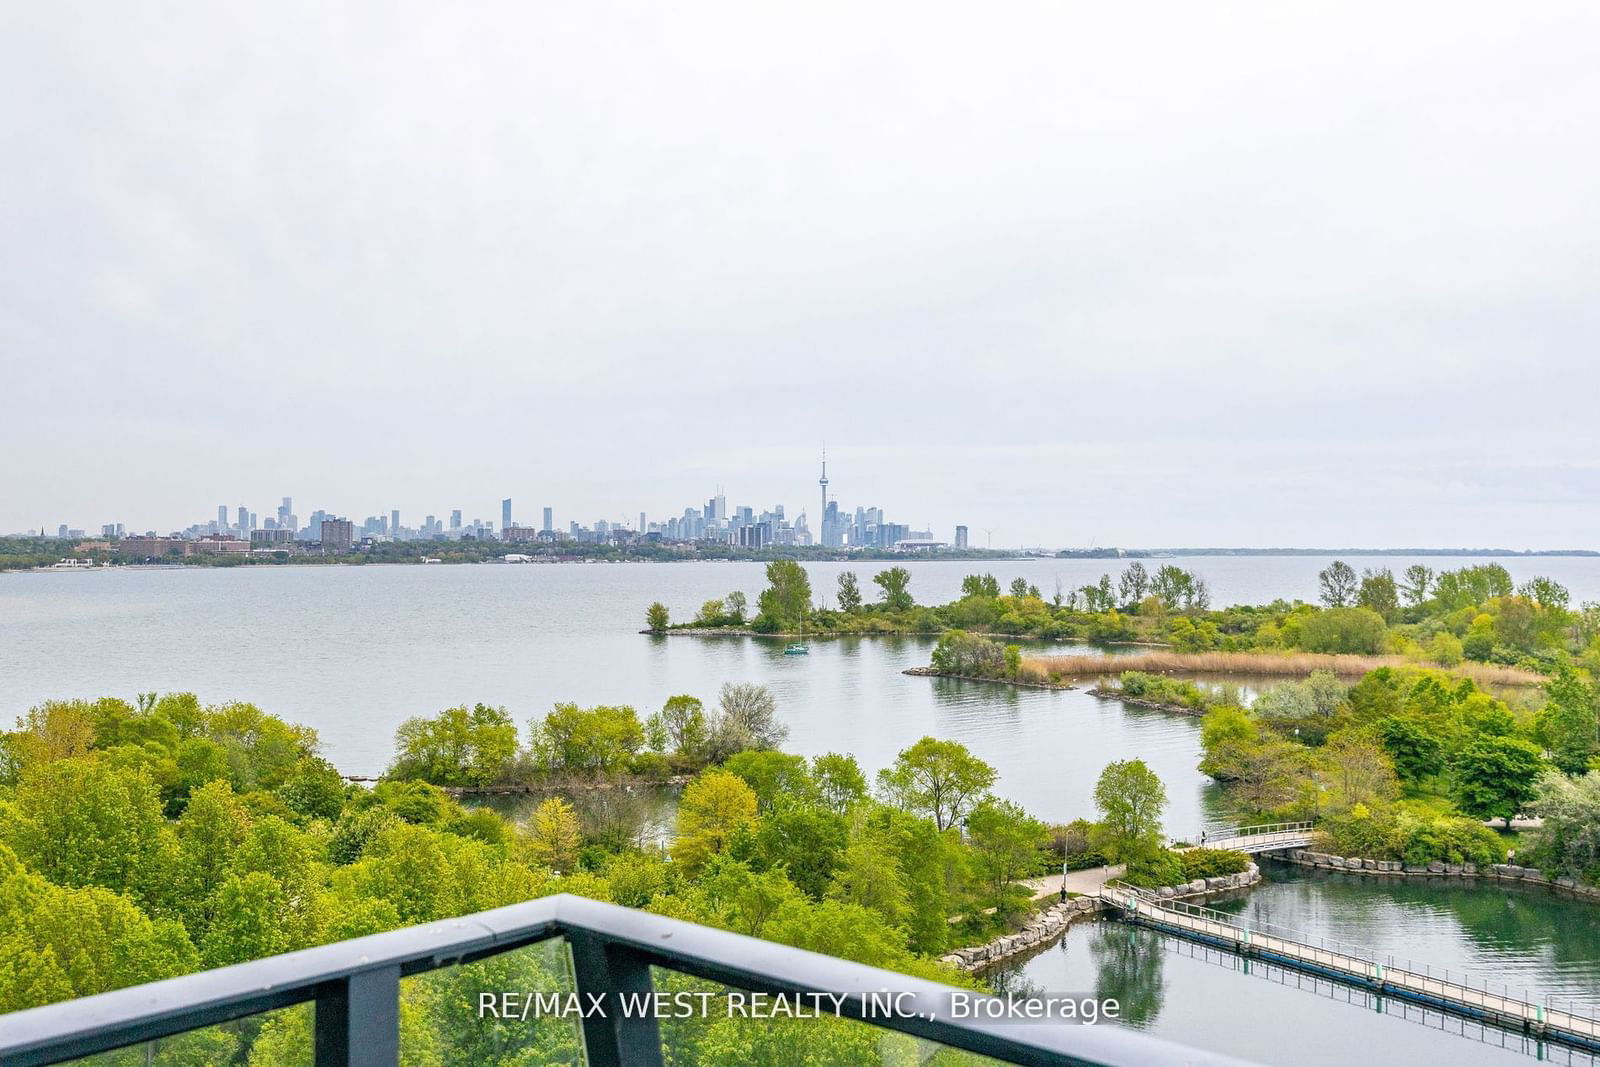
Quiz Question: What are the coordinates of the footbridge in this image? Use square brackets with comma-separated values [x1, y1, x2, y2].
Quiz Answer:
[1099, 881, 1600, 1052]
[1194, 821, 1314, 854]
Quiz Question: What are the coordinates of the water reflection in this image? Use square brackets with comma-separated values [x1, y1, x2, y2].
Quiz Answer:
[1089, 924, 1166, 1028]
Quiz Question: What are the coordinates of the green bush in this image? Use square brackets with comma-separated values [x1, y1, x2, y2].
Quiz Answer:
[1298, 607, 1388, 654]
[1122, 848, 1186, 888]
[1178, 848, 1250, 879]
[1317, 807, 1505, 866]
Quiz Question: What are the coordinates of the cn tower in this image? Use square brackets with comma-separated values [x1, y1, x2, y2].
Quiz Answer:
[818, 445, 829, 545]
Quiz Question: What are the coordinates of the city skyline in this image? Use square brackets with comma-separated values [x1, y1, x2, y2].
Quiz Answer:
[28, 451, 953, 550]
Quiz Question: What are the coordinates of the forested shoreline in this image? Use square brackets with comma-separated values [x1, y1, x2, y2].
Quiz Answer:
[0, 685, 1200, 1062]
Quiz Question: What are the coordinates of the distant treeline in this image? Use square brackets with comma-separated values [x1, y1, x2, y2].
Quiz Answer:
[1143, 548, 1600, 557]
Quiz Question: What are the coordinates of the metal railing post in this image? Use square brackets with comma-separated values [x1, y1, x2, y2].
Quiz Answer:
[566, 929, 664, 1067]
[315, 966, 400, 1067]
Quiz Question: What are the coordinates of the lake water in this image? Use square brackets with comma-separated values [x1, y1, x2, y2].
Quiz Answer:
[5, 555, 1598, 818]
[6, 555, 1600, 1064]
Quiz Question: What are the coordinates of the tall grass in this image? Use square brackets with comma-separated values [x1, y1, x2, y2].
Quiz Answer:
[1021, 650, 1542, 688]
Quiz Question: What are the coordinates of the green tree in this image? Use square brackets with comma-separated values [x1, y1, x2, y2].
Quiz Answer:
[827, 836, 910, 929]
[672, 771, 760, 872]
[723, 590, 748, 622]
[1400, 564, 1435, 607]
[647, 695, 709, 760]
[200, 871, 290, 968]
[753, 805, 848, 898]
[1452, 736, 1545, 825]
[961, 573, 1001, 598]
[865, 808, 960, 954]
[278, 756, 347, 821]
[0, 844, 199, 1012]
[529, 704, 645, 774]
[1428, 631, 1464, 667]
[1149, 566, 1196, 611]
[1118, 562, 1149, 606]
[756, 560, 812, 630]
[1092, 760, 1166, 864]
[1535, 666, 1599, 775]
[873, 567, 914, 612]
[646, 601, 670, 632]
[966, 797, 1047, 903]
[812, 752, 869, 814]
[1519, 576, 1571, 614]
[1528, 770, 1600, 879]
[8, 757, 176, 912]
[388, 704, 517, 787]
[1318, 561, 1359, 607]
[722, 750, 816, 812]
[516, 797, 581, 872]
[1357, 568, 1399, 622]
[835, 572, 862, 613]
[875, 737, 996, 831]
[1377, 716, 1445, 781]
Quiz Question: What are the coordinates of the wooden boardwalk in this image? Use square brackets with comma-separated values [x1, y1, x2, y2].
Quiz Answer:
[1101, 883, 1600, 1051]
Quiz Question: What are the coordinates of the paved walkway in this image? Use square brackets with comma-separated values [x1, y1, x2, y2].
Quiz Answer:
[1024, 864, 1125, 901]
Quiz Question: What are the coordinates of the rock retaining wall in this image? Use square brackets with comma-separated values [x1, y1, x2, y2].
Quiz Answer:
[1277, 850, 1600, 902]
[940, 863, 1260, 972]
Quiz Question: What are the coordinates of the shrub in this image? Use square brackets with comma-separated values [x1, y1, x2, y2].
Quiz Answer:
[1178, 848, 1250, 879]
[1122, 847, 1185, 888]
[1462, 633, 1494, 662]
[1298, 607, 1388, 655]
[929, 631, 1007, 678]
[1317, 807, 1505, 866]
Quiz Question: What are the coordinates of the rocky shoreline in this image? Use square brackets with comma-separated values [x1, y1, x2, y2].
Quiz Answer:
[939, 863, 1260, 972]
[901, 666, 1076, 691]
[1274, 850, 1600, 902]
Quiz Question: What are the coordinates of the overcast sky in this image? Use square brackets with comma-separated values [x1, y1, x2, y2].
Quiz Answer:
[3, 2, 1598, 547]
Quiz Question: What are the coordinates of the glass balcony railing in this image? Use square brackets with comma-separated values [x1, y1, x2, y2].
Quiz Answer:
[0, 893, 1245, 1066]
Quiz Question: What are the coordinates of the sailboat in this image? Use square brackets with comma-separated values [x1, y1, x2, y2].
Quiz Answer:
[784, 614, 810, 655]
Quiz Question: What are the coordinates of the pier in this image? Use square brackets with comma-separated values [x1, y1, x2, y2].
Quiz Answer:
[1100, 881, 1600, 1052]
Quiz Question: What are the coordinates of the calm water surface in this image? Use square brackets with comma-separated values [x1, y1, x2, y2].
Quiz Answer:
[4, 555, 1600, 819]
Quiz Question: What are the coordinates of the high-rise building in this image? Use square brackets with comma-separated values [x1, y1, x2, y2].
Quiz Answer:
[320, 517, 353, 552]
[237, 506, 249, 533]
[955, 525, 969, 549]
[217, 505, 228, 531]
[502, 498, 512, 531]
[450, 510, 462, 531]
[638, 511, 646, 534]
[391, 510, 401, 539]
[542, 507, 553, 533]
[818, 447, 828, 541]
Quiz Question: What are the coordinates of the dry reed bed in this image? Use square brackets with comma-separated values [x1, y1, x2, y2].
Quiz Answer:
[1021, 650, 1542, 688]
